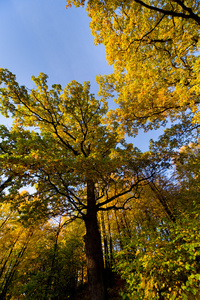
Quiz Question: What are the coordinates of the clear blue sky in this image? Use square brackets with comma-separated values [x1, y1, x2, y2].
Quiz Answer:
[0, 0, 163, 151]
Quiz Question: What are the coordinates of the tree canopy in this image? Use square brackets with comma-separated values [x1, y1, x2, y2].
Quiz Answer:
[0, 69, 154, 217]
[67, 0, 200, 135]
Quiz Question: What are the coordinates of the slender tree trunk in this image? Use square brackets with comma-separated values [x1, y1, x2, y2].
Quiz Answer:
[114, 210, 123, 250]
[148, 181, 176, 222]
[106, 210, 114, 285]
[105, 210, 113, 267]
[0, 229, 33, 300]
[44, 220, 61, 300]
[100, 211, 109, 270]
[122, 211, 132, 239]
[84, 180, 107, 300]
[100, 211, 111, 289]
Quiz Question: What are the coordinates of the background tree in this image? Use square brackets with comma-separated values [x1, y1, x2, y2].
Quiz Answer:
[111, 122, 200, 299]
[114, 210, 200, 300]
[66, 0, 200, 135]
[0, 201, 86, 300]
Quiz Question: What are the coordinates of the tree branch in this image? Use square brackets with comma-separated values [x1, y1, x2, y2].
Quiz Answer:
[134, 0, 200, 24]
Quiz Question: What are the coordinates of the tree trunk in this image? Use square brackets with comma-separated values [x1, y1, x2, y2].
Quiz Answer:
[84, 180, 107, 300]
[44, 220, 61, 300]
[114, 210, 123, 250]
[100, 211, 109, 271]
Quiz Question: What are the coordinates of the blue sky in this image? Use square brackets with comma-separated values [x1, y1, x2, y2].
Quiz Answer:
[0, 0, 111, 88]
[0, 0, 163, 151]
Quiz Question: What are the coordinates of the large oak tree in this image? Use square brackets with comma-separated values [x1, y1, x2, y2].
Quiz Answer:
[0, 69, 156, 300]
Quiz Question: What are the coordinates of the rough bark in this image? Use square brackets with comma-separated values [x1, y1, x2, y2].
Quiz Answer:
[84, 180, 107, 300]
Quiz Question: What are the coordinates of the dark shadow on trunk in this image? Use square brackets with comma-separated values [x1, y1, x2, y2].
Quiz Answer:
[84, 180, 108, 300]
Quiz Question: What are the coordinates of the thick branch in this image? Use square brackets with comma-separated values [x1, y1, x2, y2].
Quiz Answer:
[134, 0, 200, 24]
[97, 174, 154, 208]
[0, 175, 14, 193]
[38, 170, 86, 218]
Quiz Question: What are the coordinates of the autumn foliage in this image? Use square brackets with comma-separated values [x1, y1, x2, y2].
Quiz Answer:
[0, 0, 200, 299]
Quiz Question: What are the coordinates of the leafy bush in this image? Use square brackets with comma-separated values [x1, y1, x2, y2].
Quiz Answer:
[115, 213, 200, 299]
